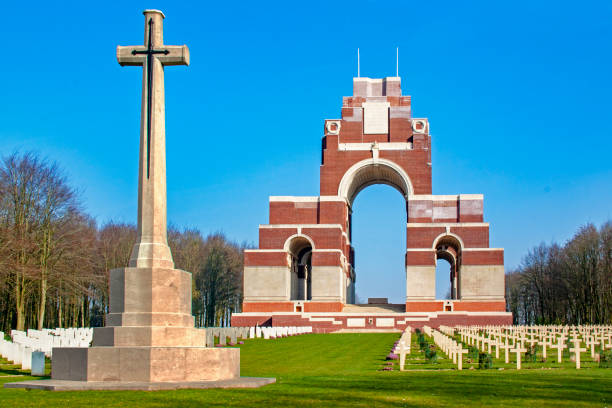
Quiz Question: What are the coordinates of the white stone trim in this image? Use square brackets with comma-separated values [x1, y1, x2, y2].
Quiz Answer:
[376, 318, 395, 327]
[232, 311, 512, 317]
[406, 222, 489, 227]
[259, 224, 343, 230]
[338, 158, 414, 203]
[410, 194, 483, 201]
[283, 234, 316, 252]
[338, 142, 413, 151]
[412, 119, 427, 134]
[432, 232, 465, 250]
[244, 249, 286, 253]
[270, 196, 319, 202]
[319, 196, 346, 202]
[458, 194, 484, 200]
[143, 9, 165, 17]
[341, 230, 350, 245]
[406, 247, 502, 252]
[347, 318, 366, 327]
[269, 196, 347, 203]
[325, 120, 341, 135]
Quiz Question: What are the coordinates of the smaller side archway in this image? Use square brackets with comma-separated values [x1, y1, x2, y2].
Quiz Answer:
[433, 234, 463, 300]
[284, 235, 313, 301]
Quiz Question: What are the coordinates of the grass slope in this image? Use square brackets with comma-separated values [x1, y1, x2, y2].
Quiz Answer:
[1, 332, 611, 407]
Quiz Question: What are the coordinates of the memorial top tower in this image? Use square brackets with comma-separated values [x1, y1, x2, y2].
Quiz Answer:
[321, 76, 431, 203]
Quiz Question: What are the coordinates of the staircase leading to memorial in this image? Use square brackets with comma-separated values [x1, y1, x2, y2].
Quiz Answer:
[342, 304, 406, 313]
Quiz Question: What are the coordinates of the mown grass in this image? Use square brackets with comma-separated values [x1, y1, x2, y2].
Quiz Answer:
[1, 332, 611, 407]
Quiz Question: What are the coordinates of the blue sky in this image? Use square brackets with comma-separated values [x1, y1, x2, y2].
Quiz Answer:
[2, 1, 611, 303]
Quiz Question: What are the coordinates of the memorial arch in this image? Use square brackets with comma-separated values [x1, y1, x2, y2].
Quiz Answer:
[338, 158, 411, 305]
[234, 76, 512, 330]
[338, 157, 413, 205]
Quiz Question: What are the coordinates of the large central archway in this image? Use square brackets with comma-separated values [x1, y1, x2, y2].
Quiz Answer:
[350, 184, 407, 306]
[338, 158, 414, 206]
[338, 158, 412, 306]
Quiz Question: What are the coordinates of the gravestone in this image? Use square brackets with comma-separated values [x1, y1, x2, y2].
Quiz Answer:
[31, 352, 45, 376]
[21, 347, 32, 370]
[511, 342, 527, 370]
[550, 337, 565, 363]
[457, 345, 468, 370]
[205, 330, 214, 347]
[570, 339, 586, 369]
[12, 343, 22, 365]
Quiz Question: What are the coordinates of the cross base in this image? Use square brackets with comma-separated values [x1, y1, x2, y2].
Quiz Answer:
[50, 346, 240, 382]
[4, 377, 276, 391]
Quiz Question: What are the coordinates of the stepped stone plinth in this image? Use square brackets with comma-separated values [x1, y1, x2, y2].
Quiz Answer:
[51, 267, 239, 383]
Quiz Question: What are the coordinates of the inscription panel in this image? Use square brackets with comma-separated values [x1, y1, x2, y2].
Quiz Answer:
[363, 102, 390, 134]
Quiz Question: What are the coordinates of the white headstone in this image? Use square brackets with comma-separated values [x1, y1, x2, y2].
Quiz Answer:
[31, 351, 45, 376]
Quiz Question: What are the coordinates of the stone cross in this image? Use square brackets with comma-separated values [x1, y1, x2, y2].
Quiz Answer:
[492, 337, 499, 359]
[457, 345, 468, 370]
[117, 9, 189, 269]
[399, 341, 406, 371]
[501, 336, 511, 364]
[600, 332, 607, 351]
[511, 342, 528, 370]
[538, 337, 548, 360]
[526, 333, 538, 349]
[550, 337, 566, 363]
[570, 339, 586, 369]
[585, 335, 599, 359]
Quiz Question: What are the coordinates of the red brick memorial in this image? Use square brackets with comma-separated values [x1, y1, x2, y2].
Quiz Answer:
[232, 76, 512, 331]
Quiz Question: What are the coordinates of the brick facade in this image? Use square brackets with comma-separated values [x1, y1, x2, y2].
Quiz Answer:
[233, 76, 510, 330]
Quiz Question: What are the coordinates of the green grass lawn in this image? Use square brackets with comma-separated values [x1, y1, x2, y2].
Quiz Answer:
[1, 332, 612, 407]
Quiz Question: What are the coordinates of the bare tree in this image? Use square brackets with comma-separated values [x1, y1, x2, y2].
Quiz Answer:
[508, 221, 612, 325]
[94, 221, 136, 325]
[0, 152, 248, 331]
[0, 153, 56, 330]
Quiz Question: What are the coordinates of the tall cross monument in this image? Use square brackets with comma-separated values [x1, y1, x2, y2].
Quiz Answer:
[24, 10, 276, 389]
[117, 9, 188, 270]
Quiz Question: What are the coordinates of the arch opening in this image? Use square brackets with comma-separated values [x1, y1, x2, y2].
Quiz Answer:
[338, 158, 414, 206]
[285, 235, 313, 301]
[434, 235, 462, 300]
[350, 184, 407, 305]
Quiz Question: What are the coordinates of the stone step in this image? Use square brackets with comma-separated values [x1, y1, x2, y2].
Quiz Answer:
[342, 304, 406, 314]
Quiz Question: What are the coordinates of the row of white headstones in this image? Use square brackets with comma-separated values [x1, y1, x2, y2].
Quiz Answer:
[254, 326, 313, 339]
[0, 331, 57, 375]
[210, 326, 313, 345]
[0, 326, 313, 374]
[393, 327, 412, 371]
[425, 326, 471, 370]
[5, 328, 93, 359]
[434, 325, 612, 370]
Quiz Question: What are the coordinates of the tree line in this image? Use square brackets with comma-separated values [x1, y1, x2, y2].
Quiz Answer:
[0, 152, 245, 333]
[506, 221, 612, 325]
